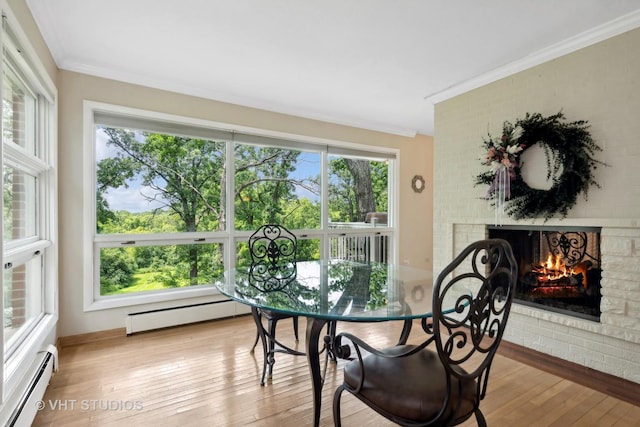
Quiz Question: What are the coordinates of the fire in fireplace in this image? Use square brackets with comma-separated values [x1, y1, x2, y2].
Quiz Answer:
[487, 225, 601, 322]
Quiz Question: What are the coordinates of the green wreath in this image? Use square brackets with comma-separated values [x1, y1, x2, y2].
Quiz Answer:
[475, 112, 605, 221]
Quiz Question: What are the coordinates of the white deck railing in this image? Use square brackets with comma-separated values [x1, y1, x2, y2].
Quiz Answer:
[327, 225, 390, 263]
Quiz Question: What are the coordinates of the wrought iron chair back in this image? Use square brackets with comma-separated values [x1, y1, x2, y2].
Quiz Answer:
[544, 230, 599, 267]
[431, 238, 518, 401]
[248, 224, 297, 292]
[332, 238, 518, 427]
[247, 224, 302, 386]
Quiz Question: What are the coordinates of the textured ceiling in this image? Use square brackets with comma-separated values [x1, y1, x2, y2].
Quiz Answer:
[26, 0, 640, 136]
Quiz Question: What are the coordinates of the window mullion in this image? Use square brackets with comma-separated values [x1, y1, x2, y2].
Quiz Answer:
[320, 150, 330, 259]
[226, 138, 235, 270]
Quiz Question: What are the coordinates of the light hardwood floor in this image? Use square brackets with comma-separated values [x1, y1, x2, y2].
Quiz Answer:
[33, 315, 640, 426]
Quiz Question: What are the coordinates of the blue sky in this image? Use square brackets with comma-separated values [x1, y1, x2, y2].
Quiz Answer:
[96, 128, 166, 212]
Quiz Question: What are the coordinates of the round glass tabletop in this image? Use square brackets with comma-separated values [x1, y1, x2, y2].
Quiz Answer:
[214, 260, 435, 321]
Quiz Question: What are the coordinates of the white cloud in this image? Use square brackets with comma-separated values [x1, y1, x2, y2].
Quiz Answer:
[104, 184, 166, 213]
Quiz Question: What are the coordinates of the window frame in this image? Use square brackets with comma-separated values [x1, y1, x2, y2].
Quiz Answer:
[0, 3, 57, 408]
[84, 101, 398, 311]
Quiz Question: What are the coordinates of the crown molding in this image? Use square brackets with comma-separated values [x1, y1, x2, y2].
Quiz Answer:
[425, 9, 640, 104]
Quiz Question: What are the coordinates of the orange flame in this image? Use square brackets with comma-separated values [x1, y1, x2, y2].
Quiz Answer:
[536, 254, 574, 283]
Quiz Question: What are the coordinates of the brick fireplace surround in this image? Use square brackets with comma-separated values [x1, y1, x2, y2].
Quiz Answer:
[432, 27, 640, 390]
[438, 223, 640, 387]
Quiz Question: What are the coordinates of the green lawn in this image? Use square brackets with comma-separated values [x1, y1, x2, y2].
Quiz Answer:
[102, 270, 175, 295]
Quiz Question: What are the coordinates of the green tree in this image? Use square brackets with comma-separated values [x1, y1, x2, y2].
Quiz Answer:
[345, 159, 376, 221]
[100, 248, 138, 294]
[97, 128, 225, 284]
[96, 156, 139, 232]
[328, 158, 357, 222]
[370, 161, 388, 213]
[329, 158, 387, 222]
[234, 145, 320, 230]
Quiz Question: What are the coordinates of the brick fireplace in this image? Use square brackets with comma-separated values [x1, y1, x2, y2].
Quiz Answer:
[436, 223, 640, 385]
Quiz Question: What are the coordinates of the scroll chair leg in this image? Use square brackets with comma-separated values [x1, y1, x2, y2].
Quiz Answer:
[326, 321, 338, 362]
[251, 330, 260, 353]
[265, 317, 279, 384]
[474, 409, 487, 427]
[333, 385, 344, 427]
[251, 308, 270, 386]
[293, 316, 299, 341]
[251, 310, 263, 352]
[397, 318, 412, 345]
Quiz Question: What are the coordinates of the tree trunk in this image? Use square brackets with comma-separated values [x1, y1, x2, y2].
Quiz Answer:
[344, 159, 376, 222]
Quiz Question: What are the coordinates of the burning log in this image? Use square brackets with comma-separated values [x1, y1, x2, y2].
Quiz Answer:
[533, 272, 584, 287]
[530, 286, 585, 299]
[528, 254, 592, 289]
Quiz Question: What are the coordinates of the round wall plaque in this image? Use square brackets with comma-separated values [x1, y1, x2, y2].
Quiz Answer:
[411, 175, 425, 193]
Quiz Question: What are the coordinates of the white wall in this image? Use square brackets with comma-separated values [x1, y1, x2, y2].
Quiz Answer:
[433, 28, 640, 384]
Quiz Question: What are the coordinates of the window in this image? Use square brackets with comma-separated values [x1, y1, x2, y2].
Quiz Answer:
[93, 121, 226, 298]
[2, 43, 48, 352]
[87, 105, 396, 309]
[1, 8, 57, 406]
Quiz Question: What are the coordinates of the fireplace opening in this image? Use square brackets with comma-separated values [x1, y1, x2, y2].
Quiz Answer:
[487, 225, 601, 322]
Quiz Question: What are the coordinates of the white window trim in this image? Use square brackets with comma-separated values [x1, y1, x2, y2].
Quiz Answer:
[0, 1, 58, 412]
[83, 101, 399, 311]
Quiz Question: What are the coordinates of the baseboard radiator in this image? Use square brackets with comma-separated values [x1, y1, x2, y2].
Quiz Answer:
[7, 347, 57, 427]
[126, 300, 249, 334]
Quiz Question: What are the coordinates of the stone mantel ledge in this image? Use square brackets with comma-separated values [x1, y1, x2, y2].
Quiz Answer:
[601, 323, 640, 346]
[441, 218, 640, 229]
[512, 303, 602, 332]
[512, 303, 640, 345]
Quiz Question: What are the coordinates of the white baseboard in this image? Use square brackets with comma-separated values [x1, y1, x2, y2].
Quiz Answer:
[126, 300, 248, 334]
[5, 350, 56, 427]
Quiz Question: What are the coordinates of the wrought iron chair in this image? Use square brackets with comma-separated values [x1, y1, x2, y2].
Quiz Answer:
[333, 238, 517, 426]
[248, 224, 301, 385]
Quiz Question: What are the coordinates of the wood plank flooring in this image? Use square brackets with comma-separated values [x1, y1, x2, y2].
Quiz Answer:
[33, 316, 640, 426]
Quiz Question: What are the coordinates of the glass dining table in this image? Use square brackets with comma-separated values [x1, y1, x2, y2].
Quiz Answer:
[215, 259, 437, 427]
